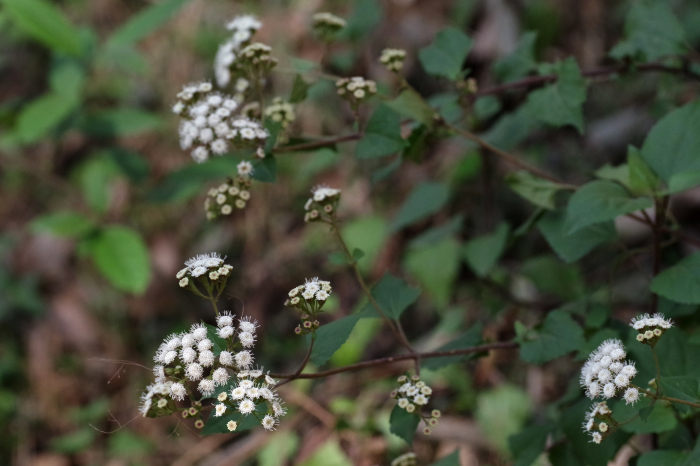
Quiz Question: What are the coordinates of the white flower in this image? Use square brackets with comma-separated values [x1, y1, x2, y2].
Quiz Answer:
[591, 432, 602, 444]
[192, 147, 209, 163]
[198, 339, 213, 352]
[413, 394, 428, 405]
[220, 351, 234, 366]
[597, 369, 612, 383]
[211, 139, 228, 155]
[260, 387, 275, 400]
[239, 331, 256, 348]
[199, 350, 215, 367]
[162, 350, 177, 365]
[587, 381, 600, 398]
[421, 386, 432, 396]
[239, 380, 254, 389]
[405, 404, 415, 413]
[235, 351, 254, 369]
[231, 386, 246, 400]
[217, 314, 234, 328]
[265, 375, 276, 386]
[249, 369, 263, 378]
[218, 326, 235, 339]
[398, 398, 409, 409]
[398, 383, 412, 393]
[186, 363, 204, 381]
[614, 373, 629, 388]
[214, 403, 227, 417]
[237, 160, 254, 177]
[603, 383, 616, 398]
[239, 317, 258, 333]
[272, 400, 287, 417]
[181, 333, 195, 348]
[176, 268, 188, 279]
[238, 398, 256, 414]
[240, 128, 256, 139]
[198, 379, 216, 396]
[302, 290, 315, 300]
[190, 323, 208, 341]
[227, 420, 238, 431]
[247, 386, 260, 399]
[170, 382, 186, 401]
[406, 387, 419, 397]
[584, 418, 595, 431]
[621, 363, 637, 378]
[623, 387, 640, 405]
[180, 347, 197, 364]
[315, 290, 329, 301]
[179, 277, 189, 287]
[212, 367, 230, 386]
[218, 392, 228, 402]
[262, 415, 277, 431]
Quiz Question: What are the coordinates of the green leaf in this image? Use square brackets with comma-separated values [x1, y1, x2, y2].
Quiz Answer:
[408, 215, 464, 248]
[389, 404, 420, 446]
[107, 0, 187, 47]
[361, 272, 421, 320]
[595, 163, 630, 188]
[640, 100, 700, 184]
[668, 171, 700, 194]
[650, 253, 700, 304]
[16, 93, 78, 143]
[202, 403, 267, 435]
[2, 0, 83, 56]
[385, 88, 435, 129]
[422, 323, 483, 371]
[252, 156, 277, 183]
[610, 0, 685, 62]
[148, 157, 240, 203]
[310, 314, 364, 367]
[638, 451, 690, 466]
[104, 147, 150, 183]
[204, 323, 227, 356]
[505, 171, 563, 210]
[493, 32, 538, 83]
[50, 428, 95, 454]
[565, 180, 652, 233]
[538, 211, 615, 263]
[509, 425, 553, 466]
[473, 96, 502, 121]
[404, 238, 460, 308]
[49, 61, 85, 99]
[391, 182, 450, 232]
[519, 310, 584, 364]
[289, 74, 311, 104]
[31, 212, 95, 238]
[355, 104, 406, 159]
[476, 385, 532, 453]
[613, 398, 678, 434]
[90, 226, 151, 294]
[462, 222, 510, 277]
[661, 376, 700, 406]
[80, 109, 162, 138]
[430, 451, 460, 466]
[78, 155, 120, 214]
[521, 256, 584, 300]
[628, 146, 660, 195]
[418, 27, 473, 80]
[524, 57, 586, 133]
[484, 106, 541, 150]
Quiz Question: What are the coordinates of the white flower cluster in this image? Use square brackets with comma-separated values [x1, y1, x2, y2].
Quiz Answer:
[139, 381, 174, 417]
[230, 42, 278, 81]
[379, 48, 407, 72]
[173, 85, 269, 163]
[336, 77, 377, 107]
[215, 15, 262, 87]
[205, 173, 253, 220]
[391, 452, 417, 466]
[176, 252, 231, 287]
[580, 339, 639, 404]
[286, 277, 332, 335]
[631, 313, 673, 345]
[312, 12, 346, 40]
[582, 401, 613, 444]
[304, 185, 341, 222]
[264, 98, 295, 129]
[394, 375, 433, 413]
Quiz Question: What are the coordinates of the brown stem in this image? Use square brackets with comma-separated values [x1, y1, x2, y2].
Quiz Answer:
[273, 133, 361, 153]
[269, 341, 517, 381]
[275, 339, 315, 388]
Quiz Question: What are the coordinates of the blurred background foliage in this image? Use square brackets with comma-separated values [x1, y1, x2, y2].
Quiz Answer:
[1, 0, 700, 464]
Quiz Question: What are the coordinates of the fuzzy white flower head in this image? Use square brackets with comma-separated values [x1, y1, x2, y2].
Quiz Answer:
[247, 386, 260, 399]
[186, 363, 204, 381]
[239, 331, 256, 348]
[181, 333, 195, 348]
[591, 432, 602, 444]
[623, 387, 640, 404]
[198, 379, 216, 396]
[413, 394, 428, 405]
[239, 317, 258, 333]
[265, 374, 276, 386]
[214, 403, 227, 417]
[235, 350, 254, 369]
[197, 339, 213, 352]
[227, 15, 262, 32]
[212, 367, 230, 386]
[180, 347, 197, 364]
[220, 350, 234, 366]
[217, 326, 235, 339]
[311, 185, 341, 202]
[199, 350, 215, 367]
[238, 398, 256, 414]
[272, 400, 287, 417]
[217, 313, 234, 328]
[581, 339, 635, 400]
[231, 386, 246, 400]
[170, 382, 186, 401]
[262, 415, 278, 431]
[237, 160, 254, 177]
[189, 323, 208, 341]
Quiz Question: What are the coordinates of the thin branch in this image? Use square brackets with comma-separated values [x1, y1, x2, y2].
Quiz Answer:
[270, 341, 517, 381]
[273, 133, 361, 153]
[274, 339, 315, 388]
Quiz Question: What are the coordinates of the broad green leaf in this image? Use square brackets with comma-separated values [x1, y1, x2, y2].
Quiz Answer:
[402, 125, 428, 163]
[385, 88, 435, 129]
[202, 403, 267, 435]
[204, 323, 227, 356]
[661, 376, 700, 406]
[148, 157, 240, 203]
[330, 318, 381, 367]
[473, 95, 501, 121]
[90, 226, 151, 294]
[483, 106, 541, 150]
[668, 171, 700, 194]
[404, 238, 460, 308]
[610, 0, 685, 61]
[299, 440, 352, 466]
[252, 156, 277, 183]
[462, 222, 510, 277]
[80, 109, 162, 138]
[505, 171, 563, 210]
[337, 0, 382, 41]
[628, 147, 659, 195]
[524, 57, 586, 133]
[78, 155, 120, 214]
[2, 0, 82, 56]
[493, 32, 538, 83]
[641, 100, 700, 184]
[408, 215, 464, 248]
[519, 310, 584, 364]
[430, 451, 460, 466]
[391, 182, 450, 232]
[31, 212, 95, 238]
[361, 272, 421, 320]
[309, 314, 364, 366]
[638, 451, 690, 466]
[107, 0, 187, 47]
[289, 74, 310, 104]
[342, 215, 389, 273]
[17, 93, 78, 143]
[565, 180, 652, 233]
[613, 398, 677, 434]
[107, 430, 154, 457]
[475, 385, 531, 453]
[49, 61, 85, 99]
[538, 211, 616, 263]
[650, 253, 700, 304]
[389, 404, 420, 446]
[103, 147, 150, 183]
[422, 323, 483, 371]
[418, 27, 472, 80]
[595, 163, 630, 188]
[355, 105, 406, 159]
[509, 425, 553, 466]
[50, 428, 95, 454]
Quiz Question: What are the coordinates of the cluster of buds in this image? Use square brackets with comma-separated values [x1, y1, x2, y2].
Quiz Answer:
[204, 168, 253, 220]
[631, 313, 674, 346]
[311, 12, 346, 42]
[215, 15, 262, 88]
[264, 98, 295, 129]
[336, 77, 377, 110]
[304, 185, 341, 223]
[379, 48, 406, 72]
[285, 277, 332, 336]
[231, 42, 278, 82]
[176, 252, 231, 294]
[580, 339, 639, 403]
[582, 402, 616, 444]
[391, 375, 438, 435]
[173, 84, 268, 163]
[391, 452, 417, 466]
